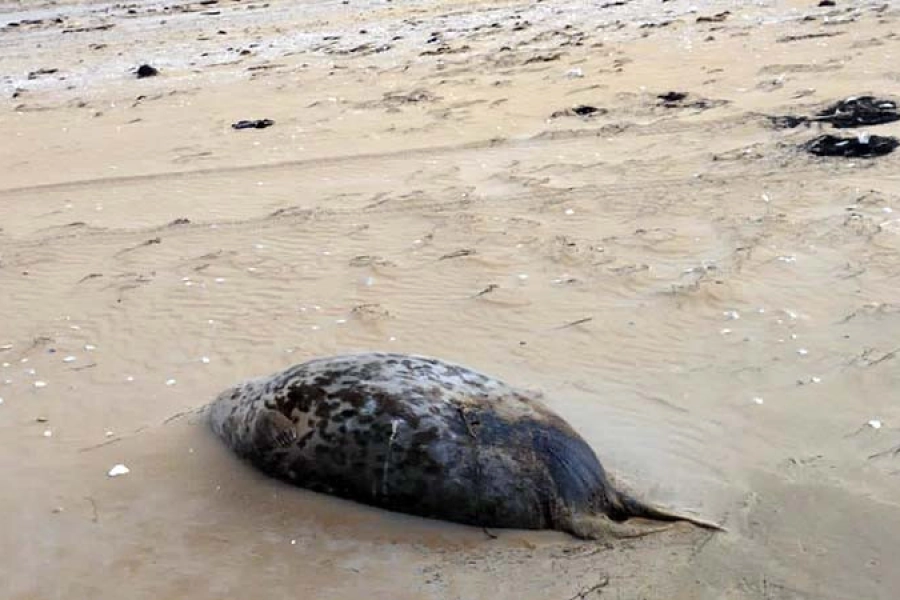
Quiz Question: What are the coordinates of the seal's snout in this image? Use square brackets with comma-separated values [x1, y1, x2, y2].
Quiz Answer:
[208, 382, 248, 441]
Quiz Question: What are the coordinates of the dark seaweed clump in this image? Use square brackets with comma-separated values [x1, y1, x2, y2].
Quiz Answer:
[803, 134, 899, 158]
[773, 96, 899, 129]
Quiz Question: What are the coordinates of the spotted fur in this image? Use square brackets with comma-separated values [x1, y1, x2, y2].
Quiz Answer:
[209, 352, 723, 538]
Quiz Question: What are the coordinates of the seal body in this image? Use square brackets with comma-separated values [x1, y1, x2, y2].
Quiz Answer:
[209, 352, 720, 538]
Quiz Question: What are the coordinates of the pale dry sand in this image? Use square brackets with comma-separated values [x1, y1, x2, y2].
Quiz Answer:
[2, 0, 900, 598]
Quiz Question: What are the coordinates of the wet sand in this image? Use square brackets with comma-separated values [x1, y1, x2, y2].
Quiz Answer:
[2, 0, 900, 598]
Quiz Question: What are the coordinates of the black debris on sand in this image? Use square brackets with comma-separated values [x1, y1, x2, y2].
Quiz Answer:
[803, 134, 899, 158]
[550, 105, 605, 118]
[657, 91, 688, 106]
[769, 115, 808, 129]
[656, 91, 724, 110]
[770, 96, 899, 129]
[136, 64, 158, 78]
[816, 96, 899, 128]
[231, 119, 275, 129]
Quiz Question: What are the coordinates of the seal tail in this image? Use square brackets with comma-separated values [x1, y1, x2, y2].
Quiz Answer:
[616, 492, 726, 531]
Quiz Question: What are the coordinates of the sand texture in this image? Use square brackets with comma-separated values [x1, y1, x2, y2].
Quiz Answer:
[2, 0, 900, 598]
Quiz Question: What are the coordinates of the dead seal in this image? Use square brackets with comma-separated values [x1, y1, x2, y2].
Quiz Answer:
[209, 352, 723, 538]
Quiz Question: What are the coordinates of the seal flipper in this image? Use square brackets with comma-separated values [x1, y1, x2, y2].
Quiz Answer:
[614, 493, 726, 532]
[251, 410, 298, 453]
[567, 512, 673, 540]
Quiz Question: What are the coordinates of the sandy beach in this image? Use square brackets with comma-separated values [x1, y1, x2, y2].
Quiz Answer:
[2, 0, 900, 598]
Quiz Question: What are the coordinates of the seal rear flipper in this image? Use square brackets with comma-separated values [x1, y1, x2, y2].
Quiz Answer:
[566, 513, 673, 540]
[616, 493, 726, 532]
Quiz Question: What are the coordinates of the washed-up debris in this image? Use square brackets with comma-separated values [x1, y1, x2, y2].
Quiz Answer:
[550, 105, 605, 118]
[868, 419, 882, 429]
[557, 317, 593, 329]
[348, 255, 395, 268]
[570, 105, 602, 117]
[473, 284, 499, 298]
[777, 31, 843, 43]
[350, 303, 391, 321]
[27, 68, 59, 80]
[657, 91, 724, 110]
[696, 11, 730, 23]
[115, 238, 161, 258]
[5, 18, 57, 28]
[77, 273, 103, 284]
[771, 96, 899, 129]
[380, 89, 437, 105]
[33, 381, 47, 388]
[523, 53, 561, 64]
[231, 119, 274, 130]
[420, 44, 470, 57]
[770, 115, 807, 129]
[817, 97, 899, 128]
[657, 91, 687, 105]
[63, 23, 114, 34]
[107, 464, 130, 477]
[439, 248, 476, 260]
[803, 134, 899, 158]
[136, 64, 158, 78]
